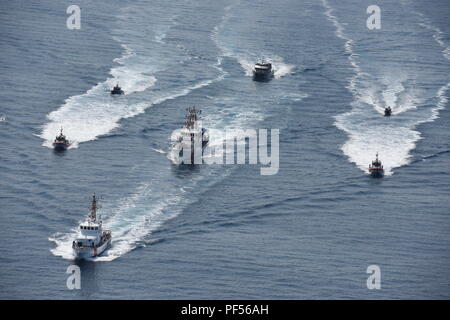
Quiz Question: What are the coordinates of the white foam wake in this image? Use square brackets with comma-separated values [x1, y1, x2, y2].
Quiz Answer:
[40, 44, 157, 147]
[151, 148, 167, 154]
[360, 74, 421, 116]
[415, 12, 450, 122]
[335, 118, 420, 175]
[40, 66, 223, 148]
[110, 44, 159, 94]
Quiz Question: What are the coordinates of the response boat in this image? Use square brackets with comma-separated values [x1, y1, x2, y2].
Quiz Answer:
[384, 107, 392, 117]
[252, 60, 274, 81]
[172, 107, 209, 164]
[111, 83, 124, 95]
[72, 194, 111, 259]
[52, 127, 71, 151]
[368, 153, 384, 178]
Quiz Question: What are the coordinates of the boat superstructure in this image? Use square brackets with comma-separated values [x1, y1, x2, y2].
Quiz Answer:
[52, 127, 71, 151]
[252, 60, 274, 81]
[172, 107, 209, 164]
[368, 153, 384, 178]
[72, 194, 111, 259]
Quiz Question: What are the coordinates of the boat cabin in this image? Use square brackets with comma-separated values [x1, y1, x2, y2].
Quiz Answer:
[255, 62, 272, 70]
[75, 220, 102, 247]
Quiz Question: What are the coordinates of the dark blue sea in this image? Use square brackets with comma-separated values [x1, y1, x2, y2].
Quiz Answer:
[0, 0, 449, 299]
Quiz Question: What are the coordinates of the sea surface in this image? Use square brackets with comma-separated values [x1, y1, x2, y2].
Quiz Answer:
[0, 0, 449, 299]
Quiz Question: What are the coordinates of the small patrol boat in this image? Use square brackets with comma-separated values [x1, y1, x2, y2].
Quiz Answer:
[384, 107, 392, 117]
[72, 194, 111, 259]
[172, 107, 209, 164]
[252, 60, 274, 81]
[52, 127, 71, 151]
[111, 83, 124, 95]
[368, 153, 384, 178]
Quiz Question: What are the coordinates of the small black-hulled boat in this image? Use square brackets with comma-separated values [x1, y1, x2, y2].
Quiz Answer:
[384, 107, 392, 117]
[111, 84, 124, 95]
[252, 60, 274, 81]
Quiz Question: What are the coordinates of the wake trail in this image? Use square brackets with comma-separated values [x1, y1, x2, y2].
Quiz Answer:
[322, 0, 450, 175]
[39, 43, 157, 148]
[414, 11, 450, 122]
[49, 182, 188, 261]
[39, 53, 225, 148]
[211, 3, 295, 79]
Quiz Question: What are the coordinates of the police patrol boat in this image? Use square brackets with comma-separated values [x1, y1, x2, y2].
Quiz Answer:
[252, 60, 274, 81]
[52, 127, 71, 151]
[172, 107, 209, 164]
[368, 153, 384, 178]
[72, 194, 111, 259]
[110, 83, 124, 95]
[384, 107, 392, 117]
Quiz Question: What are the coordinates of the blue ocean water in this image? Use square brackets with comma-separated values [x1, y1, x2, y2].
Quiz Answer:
[0, 0, 449, 299]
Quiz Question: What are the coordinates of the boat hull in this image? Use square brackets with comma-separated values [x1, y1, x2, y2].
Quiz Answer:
[252, 70, 274, 81]
[177, 139, 209, 164]
[73, 237, 111, 259]
[369, 168, 384, 178]
[53, 142, 70, 151]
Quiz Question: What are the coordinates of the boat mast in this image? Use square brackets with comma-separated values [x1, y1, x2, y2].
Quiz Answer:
[57, 127, 64, 139]
[185, 107, 201, 129]
[89, 194, 101, 221]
